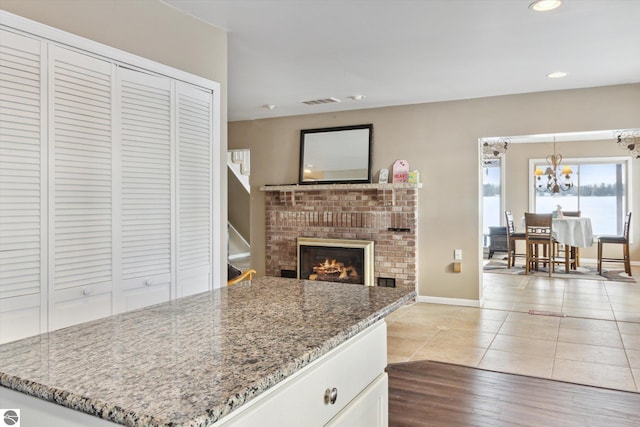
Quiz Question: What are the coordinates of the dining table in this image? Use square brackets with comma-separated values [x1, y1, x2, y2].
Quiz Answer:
[552, 217, 594, 248]
[519, 216, 594, 272]
[519, 216, 594, 247]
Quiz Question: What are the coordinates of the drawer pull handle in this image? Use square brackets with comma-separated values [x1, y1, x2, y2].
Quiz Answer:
[324, 387, 338, 405]
[145, 280, 169, 287]
[82, 289, 92, 296]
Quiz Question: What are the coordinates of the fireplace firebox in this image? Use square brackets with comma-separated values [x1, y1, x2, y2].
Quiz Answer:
[297, 238, 374, 286]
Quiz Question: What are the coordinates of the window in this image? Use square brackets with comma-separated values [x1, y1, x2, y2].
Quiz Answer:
[531, 158, 631, 235]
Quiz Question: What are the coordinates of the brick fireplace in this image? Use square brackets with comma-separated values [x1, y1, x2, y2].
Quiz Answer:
[261, 183, 420, 289]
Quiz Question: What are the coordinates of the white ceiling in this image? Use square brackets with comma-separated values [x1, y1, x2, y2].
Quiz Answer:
[163, 0, 640, 122]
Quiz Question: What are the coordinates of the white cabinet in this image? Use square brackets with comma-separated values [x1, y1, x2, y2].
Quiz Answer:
[0, 29, 46, 338]
[48, 45, 114, 327]
[176, 82, 213, 297]
[0, 14, 220, 343]
[215, 321, 388, 427]
[116, 68, 173, 311]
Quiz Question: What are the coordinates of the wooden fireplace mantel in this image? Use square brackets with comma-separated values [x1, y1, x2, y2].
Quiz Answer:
[260, 182, 422, 207]
[260, 182, 422, 192]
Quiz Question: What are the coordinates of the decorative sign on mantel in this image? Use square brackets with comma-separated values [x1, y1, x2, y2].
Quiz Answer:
[392, 160, 409, 183]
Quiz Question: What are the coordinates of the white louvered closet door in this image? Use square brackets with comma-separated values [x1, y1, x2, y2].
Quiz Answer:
[49, 45, 114, 330]
[176, 82, 213, 297]
[117, 68, 172, 311]
[0, 30, 46, 343]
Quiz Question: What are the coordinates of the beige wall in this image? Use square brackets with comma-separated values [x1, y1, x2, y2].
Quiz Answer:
[229, 84, 640, 301]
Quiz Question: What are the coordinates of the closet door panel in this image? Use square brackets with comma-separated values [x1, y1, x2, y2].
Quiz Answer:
[117, 68, 172, 311]
[0, 29, 46, 342]
[49, 45, 113, 330]
[176, 82, 213, 297]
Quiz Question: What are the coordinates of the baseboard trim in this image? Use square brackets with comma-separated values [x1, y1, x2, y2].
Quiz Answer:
[416, 296, 482, 307]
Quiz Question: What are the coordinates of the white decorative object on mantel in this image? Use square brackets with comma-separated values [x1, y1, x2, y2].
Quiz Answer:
[378, 168, 389, 183]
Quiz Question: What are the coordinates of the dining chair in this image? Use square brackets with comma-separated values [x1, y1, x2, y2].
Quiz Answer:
[556, 210, 581, 269]
[525, 213, 554, 277]
[505, 211, 526, 268]
[598, 212, 632, 276]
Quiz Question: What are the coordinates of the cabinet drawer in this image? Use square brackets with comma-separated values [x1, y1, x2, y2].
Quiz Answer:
[0, 293, 42, 344]
[327, 373, 388, 427]
[178, 265, 210, 297]
[121, 274, 171, 312]
[216, 321, 387, 426]
[51, 282, 112, 330]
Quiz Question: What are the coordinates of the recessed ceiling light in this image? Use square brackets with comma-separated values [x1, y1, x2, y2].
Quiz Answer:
[529, 0, 562, 12]
[547, 71, 568, 78]
[348, 94, 366, 101]
[262, 104, 277, 110]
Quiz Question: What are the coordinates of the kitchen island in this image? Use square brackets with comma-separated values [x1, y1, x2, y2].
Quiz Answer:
[0, 277, 415, 426]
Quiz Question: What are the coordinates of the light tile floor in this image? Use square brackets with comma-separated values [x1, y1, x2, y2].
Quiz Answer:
[387, 263, 640, 392]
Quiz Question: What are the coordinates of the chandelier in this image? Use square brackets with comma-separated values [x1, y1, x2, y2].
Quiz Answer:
[615, 129, 640, 158]
[534, 138, 573, 193]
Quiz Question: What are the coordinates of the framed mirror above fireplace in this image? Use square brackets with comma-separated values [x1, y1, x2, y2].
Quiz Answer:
[299, 124, 373, 184]
[297, 237, 375, 286]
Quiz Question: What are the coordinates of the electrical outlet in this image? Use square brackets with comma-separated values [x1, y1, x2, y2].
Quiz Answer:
[454, 249, 462, 260]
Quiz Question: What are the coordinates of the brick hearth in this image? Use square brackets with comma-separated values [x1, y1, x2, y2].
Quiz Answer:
[261, 183, 420, 289]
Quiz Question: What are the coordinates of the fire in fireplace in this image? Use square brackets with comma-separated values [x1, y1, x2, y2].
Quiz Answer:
[297, 238, 374, 286]
[307, 251, 361, 283]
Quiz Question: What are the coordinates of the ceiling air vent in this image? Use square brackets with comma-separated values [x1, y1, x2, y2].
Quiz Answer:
[300, 97, 341, 106]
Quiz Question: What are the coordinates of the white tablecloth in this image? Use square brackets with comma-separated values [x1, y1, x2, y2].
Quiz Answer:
[552, 217, 593, 248]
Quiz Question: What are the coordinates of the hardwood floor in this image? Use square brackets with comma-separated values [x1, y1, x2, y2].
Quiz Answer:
[387, 360, 640, 427]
